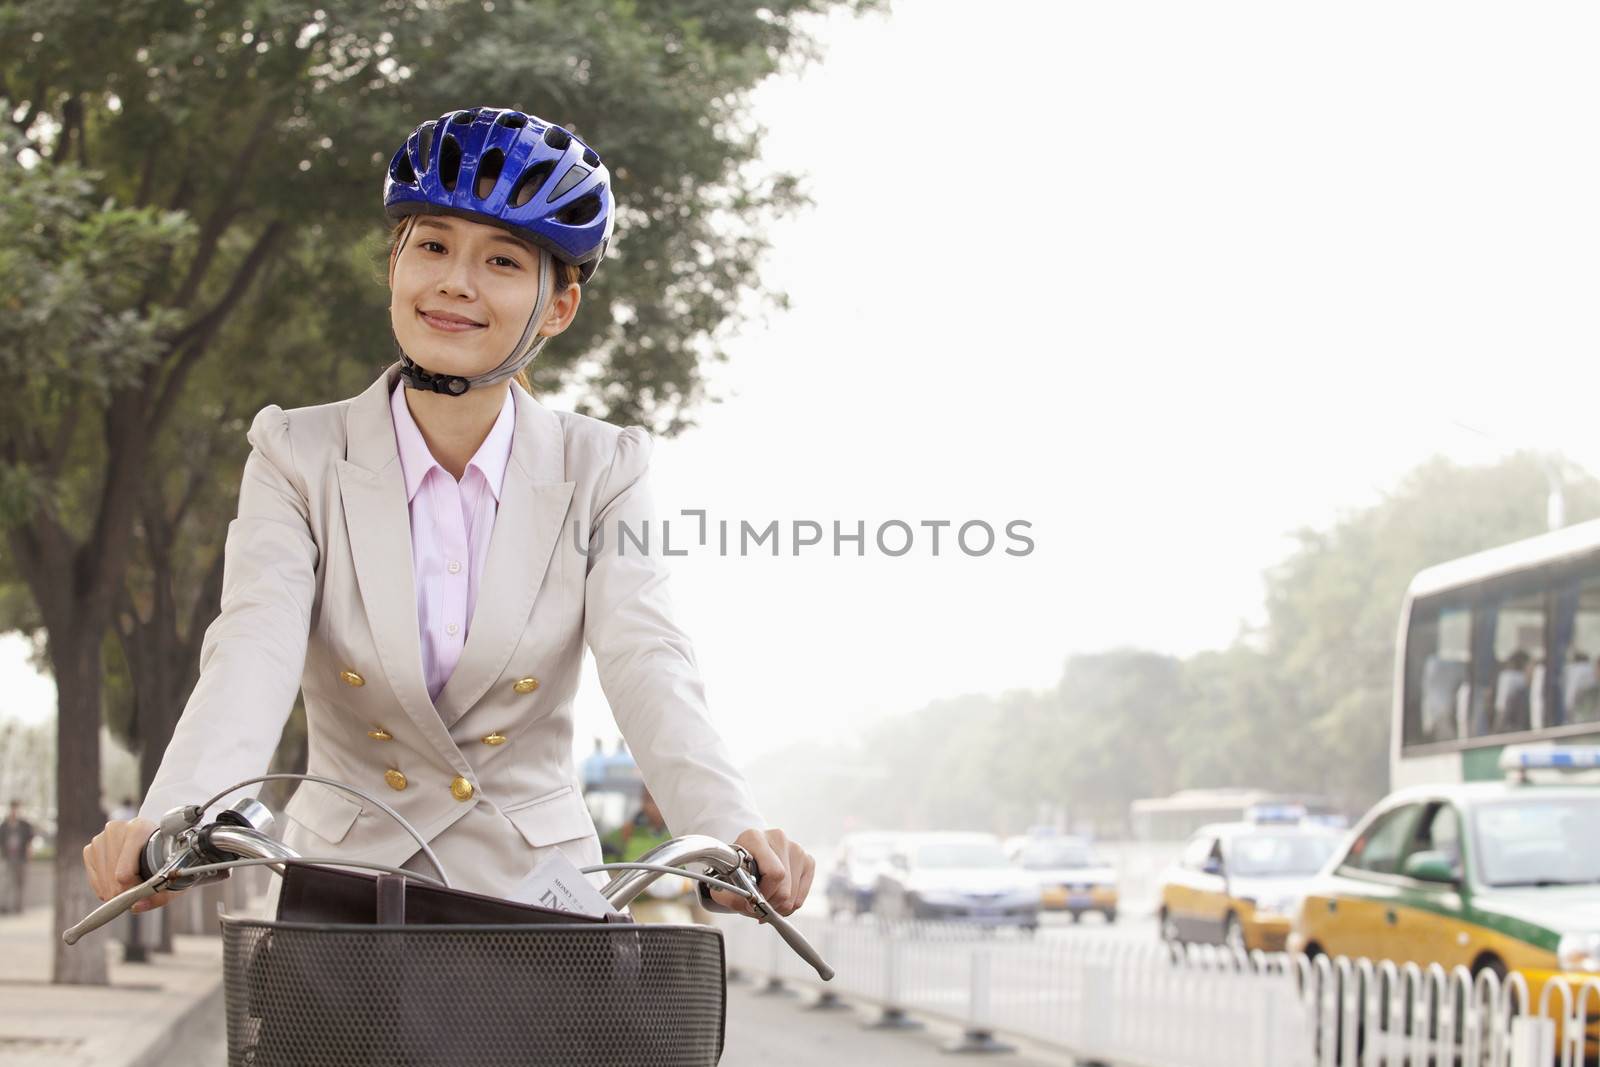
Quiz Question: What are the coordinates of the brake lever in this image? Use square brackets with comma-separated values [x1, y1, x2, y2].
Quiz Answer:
[702, 848, 834, 982]
[62, 850, 191, 946]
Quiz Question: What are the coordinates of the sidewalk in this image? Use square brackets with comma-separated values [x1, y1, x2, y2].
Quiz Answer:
[0, 902, 232, 1067]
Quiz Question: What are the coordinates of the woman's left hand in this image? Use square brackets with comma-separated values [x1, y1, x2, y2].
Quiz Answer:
[710, 828, 814, 919]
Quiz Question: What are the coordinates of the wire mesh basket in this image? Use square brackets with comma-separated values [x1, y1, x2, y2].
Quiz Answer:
[221, 915, 727, 1066]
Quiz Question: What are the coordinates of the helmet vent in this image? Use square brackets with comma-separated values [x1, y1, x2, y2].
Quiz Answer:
[555, 192, 601, 227]
[581, 147, 600, 168]
[547, 164, 590, 203]
[542, 126, 572, 151]
[510, 160, 555, 209]
[438, 135, 463, 192]
[417, 121, 436, 173]
[474, 148, 504, 200]
[496, 111, 527, 129]
[451, 110, 474, 125]
[390, 149, 417, 185]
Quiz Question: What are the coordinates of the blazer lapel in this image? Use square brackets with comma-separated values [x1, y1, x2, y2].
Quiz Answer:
[337, 365, 469, 773]
[434, 384, 575, 727]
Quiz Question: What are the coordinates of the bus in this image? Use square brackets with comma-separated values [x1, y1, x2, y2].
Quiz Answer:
[1130, 789, 1344, 842]
[1394, 517, 1600, 788]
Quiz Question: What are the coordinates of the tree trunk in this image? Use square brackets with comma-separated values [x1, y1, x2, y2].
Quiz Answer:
[51, 629, 108, 985]
[135, 646, 189, 952]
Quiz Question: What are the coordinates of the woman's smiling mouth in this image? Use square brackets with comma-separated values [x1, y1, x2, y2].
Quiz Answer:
[418, 308, 486, 333]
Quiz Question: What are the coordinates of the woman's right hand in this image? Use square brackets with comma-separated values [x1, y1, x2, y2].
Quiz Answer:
[83, 819, 180, 914]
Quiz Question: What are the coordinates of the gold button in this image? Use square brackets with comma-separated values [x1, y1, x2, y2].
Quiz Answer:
[367, 728, 393, 742]
[481, 732, 508, 746]
[340, 670, 366, 687]
[450, 776, 474, 801]
[513, 677, 539, 694]
[384, 769, 408, 791]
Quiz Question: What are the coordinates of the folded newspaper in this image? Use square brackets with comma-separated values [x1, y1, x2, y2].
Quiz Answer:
[514, 850, 623, 919]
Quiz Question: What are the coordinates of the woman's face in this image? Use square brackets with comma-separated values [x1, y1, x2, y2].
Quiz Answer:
[389, 214, 565, 377]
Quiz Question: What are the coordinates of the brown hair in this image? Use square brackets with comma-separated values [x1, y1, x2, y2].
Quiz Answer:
[387, 218, 582, 393]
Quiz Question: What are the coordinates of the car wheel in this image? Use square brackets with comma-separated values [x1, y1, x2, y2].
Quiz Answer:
[1159, 908, 1182, 945]
[1472, 954, 1507, 982]
[1223, 914, 1248, 958]
[1103, 909, 1118, 925]
[1070, 910, 1083, 924]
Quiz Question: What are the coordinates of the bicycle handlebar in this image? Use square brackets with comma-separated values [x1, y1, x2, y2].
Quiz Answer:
[585, 835, 834, 981]
[65, 781, 833, 982]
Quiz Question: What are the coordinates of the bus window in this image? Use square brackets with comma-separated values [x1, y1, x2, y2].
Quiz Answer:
[1487, 586, 1543, 735]
[1404, 599, 1471, 746]
[1459, 572, 1549, 739]
[1551, 570, 1600, 726]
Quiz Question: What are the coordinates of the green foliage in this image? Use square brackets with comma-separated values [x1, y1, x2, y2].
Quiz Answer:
[0, 0, 875, 687]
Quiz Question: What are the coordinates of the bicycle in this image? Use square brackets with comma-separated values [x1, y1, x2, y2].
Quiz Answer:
[65, 773, 832, 1065]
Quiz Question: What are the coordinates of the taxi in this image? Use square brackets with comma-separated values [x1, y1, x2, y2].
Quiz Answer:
[1158, 811, 1343, 953]
[1289, 746, 1600, 1008]
[1008, 835, 1120, 922]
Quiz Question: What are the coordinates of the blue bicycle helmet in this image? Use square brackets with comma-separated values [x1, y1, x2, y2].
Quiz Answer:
[384, 105, 614, 283]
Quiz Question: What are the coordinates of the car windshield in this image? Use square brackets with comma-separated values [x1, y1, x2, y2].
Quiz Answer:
[1017, 841, 1095, 869]
[848, 841, 893, 865]
[1472, 795, 1600, 887]
[1225, 833, 1338, 877]
[914, 842, 1009, 869]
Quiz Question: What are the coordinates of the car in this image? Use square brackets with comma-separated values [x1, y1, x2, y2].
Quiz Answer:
[1290, 745, 1600, 1015]
[1159, 818, 1343, 953]
[823, 832, 901, 919]
[1008, 835, 1120, 922]
[873, 832, 1042, 930]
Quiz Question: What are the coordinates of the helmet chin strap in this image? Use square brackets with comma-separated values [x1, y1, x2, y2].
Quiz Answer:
[389, 214, 559, 396]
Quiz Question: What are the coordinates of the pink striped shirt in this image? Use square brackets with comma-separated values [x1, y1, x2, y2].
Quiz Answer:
[389, 382, 516, 704]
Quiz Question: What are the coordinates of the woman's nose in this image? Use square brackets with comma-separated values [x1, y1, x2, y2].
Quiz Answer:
[438, 258, 477, 299]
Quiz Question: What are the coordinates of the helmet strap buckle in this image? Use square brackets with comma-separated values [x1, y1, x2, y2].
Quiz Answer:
[398, 355, 470, 396]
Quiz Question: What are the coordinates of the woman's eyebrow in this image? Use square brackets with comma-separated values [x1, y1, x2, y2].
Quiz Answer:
[414, 217, 535, 259]
[487, 233, 537, 258]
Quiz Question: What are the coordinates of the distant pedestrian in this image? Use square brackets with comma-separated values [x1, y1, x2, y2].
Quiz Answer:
[1, 800, 35, 913]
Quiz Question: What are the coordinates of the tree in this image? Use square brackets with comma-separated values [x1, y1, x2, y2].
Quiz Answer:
[739, 452, 1600, 838]
[0, 0, 873, 983]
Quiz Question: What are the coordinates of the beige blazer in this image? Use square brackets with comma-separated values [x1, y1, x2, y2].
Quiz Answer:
[139, 361, 765, 900]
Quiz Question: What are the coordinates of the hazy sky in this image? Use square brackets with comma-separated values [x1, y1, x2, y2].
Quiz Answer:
[5, 0, 1600, 774]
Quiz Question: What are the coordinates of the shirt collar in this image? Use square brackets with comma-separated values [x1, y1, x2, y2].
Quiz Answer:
[389, 383, 516, 503]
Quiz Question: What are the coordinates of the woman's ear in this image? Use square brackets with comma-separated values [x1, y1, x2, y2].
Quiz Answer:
[538, 283, 582, 338]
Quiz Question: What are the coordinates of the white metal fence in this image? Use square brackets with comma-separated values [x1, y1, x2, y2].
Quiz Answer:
[717, 916, 1600, 1067]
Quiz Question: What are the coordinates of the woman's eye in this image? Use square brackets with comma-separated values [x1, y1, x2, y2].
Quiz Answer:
[420, 240, 446, 253]
[491, 255, 520, 269]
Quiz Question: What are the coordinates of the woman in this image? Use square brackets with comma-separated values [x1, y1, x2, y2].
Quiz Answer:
[82, 106, 813, 919]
